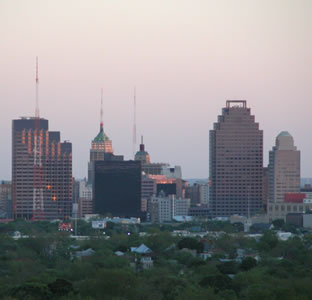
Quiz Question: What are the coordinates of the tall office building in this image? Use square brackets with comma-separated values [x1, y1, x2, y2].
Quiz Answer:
[88, 120, 114, 184]
[12, 118, 72, 220]
[268, 132, 300, 203]
[93, 160, 141, 217]
[209, 100, 263, 217]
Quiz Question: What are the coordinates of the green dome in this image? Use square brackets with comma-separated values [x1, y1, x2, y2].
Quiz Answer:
[93, 128, 110, 142]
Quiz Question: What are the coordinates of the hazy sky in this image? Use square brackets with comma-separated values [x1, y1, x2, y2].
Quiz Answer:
[0, 0, 311, 180]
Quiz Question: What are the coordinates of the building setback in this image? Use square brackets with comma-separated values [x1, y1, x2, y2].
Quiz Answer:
[12, 118, 72, 220]
[209, 100, 263, 217]
[93, 160, 141, 217]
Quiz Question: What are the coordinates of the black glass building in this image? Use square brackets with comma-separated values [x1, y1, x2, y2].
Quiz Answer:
[94, 160, 141, 217]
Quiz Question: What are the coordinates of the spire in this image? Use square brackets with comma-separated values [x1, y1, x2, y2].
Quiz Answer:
[100, 88, 103, 132]
[140, 135, 145, 151]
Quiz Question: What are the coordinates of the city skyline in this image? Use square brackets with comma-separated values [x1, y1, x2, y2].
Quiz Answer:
[1, 0, 312, 180]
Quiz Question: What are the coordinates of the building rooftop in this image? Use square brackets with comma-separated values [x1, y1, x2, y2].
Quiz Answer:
[278, 131, 292, 137]
[93, 127, 110, 143]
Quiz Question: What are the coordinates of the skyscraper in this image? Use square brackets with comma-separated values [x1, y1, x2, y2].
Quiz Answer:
[268, 131, 300, 203]
[209, 100, 263, 217]
[87, 93, 118, 185]
[93, 160, 141, 217]
[12, 117, 72, 220]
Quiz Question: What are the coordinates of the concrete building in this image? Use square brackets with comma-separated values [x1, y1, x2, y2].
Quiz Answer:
[199, 184, 209, 206]
[186, 183, 209, 206]
[12, 118, 72, 220]
[185, 184, 201, 205]
[268, 132, 300, 203]
[141, 174, 157, 212]
[78, 179, 93, 217]
[267, 192, 312, 221]
[148, 194, 191, 223]
[209, 100, 263, 217]
[0, 181, 11, 218]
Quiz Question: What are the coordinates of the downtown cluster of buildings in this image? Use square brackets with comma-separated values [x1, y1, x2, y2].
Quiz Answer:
[0, 99, 310, 223]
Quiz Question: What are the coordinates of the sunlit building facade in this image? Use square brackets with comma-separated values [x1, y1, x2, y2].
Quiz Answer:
[209, 100, 263, 217]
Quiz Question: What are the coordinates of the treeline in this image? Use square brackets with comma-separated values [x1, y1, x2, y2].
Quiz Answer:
[0, 220, 312, 299]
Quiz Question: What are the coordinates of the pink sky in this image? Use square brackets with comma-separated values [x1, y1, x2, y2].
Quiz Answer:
[0, 0, 311, 179]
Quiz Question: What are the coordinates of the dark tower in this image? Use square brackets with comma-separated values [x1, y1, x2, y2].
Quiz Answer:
[94, 160, 141, 217]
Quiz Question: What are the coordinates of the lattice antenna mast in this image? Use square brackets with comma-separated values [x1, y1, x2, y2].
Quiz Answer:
[100, 88, 104, 131]
[35, 57, 39, 118]
[33, 56, 44, 220]
[133, 86, 137, 158]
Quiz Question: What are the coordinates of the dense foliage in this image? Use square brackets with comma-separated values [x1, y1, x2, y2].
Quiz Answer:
[0, 220, 312, 299]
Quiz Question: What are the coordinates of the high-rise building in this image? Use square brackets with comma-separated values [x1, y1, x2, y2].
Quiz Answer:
[209, 100, 263, 217]
[12, 118, 72, 220]
[0, 181, 12, 219]
[93, 160, 141, 217]
[88, 121, 114, 184]
[268, 131, 300, 203]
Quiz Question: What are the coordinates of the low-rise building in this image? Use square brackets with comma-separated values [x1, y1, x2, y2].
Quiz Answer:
[148, 194, 191, 223]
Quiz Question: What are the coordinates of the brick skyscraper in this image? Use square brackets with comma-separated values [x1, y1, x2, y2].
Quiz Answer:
[209, 100, 263, 217]
[12, 118, 72, 220]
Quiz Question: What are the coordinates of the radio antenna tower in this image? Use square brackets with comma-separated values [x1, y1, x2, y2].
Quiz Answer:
[100, 88, 104, 131]
[133, 86, 137, 158]
[33, 57, 44, 220]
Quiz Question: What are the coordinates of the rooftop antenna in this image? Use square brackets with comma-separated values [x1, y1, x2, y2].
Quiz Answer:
[100, 88, 104, 131]
[33, 56, 44, 221]
[35, 56, 39, 118]
[133, 86, 137, 158]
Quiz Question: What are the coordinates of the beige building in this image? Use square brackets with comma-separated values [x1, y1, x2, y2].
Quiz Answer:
[268, 132, 300, 203]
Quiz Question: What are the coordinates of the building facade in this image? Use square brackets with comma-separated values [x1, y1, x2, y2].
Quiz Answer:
[209, 100, 263, 217]
[12, 118, 72, 220]
[268, 131, 300, 203]
[88, 119, 114, 185]
[148, 194, 191, 223]
[78, 179, 93, 217]
[93, 160, 141, 217]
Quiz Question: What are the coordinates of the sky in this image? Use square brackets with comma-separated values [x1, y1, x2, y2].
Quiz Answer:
[0, 0, 311, 180]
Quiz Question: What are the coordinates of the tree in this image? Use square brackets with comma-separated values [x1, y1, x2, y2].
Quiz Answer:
[240, 257, 257, 271]
[177, 237, 203, 253]
[10, 282, 51, 300]
[272, 219, 285, 230]
[199, 274, 233, 292]
[48, 278, 74, 298]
